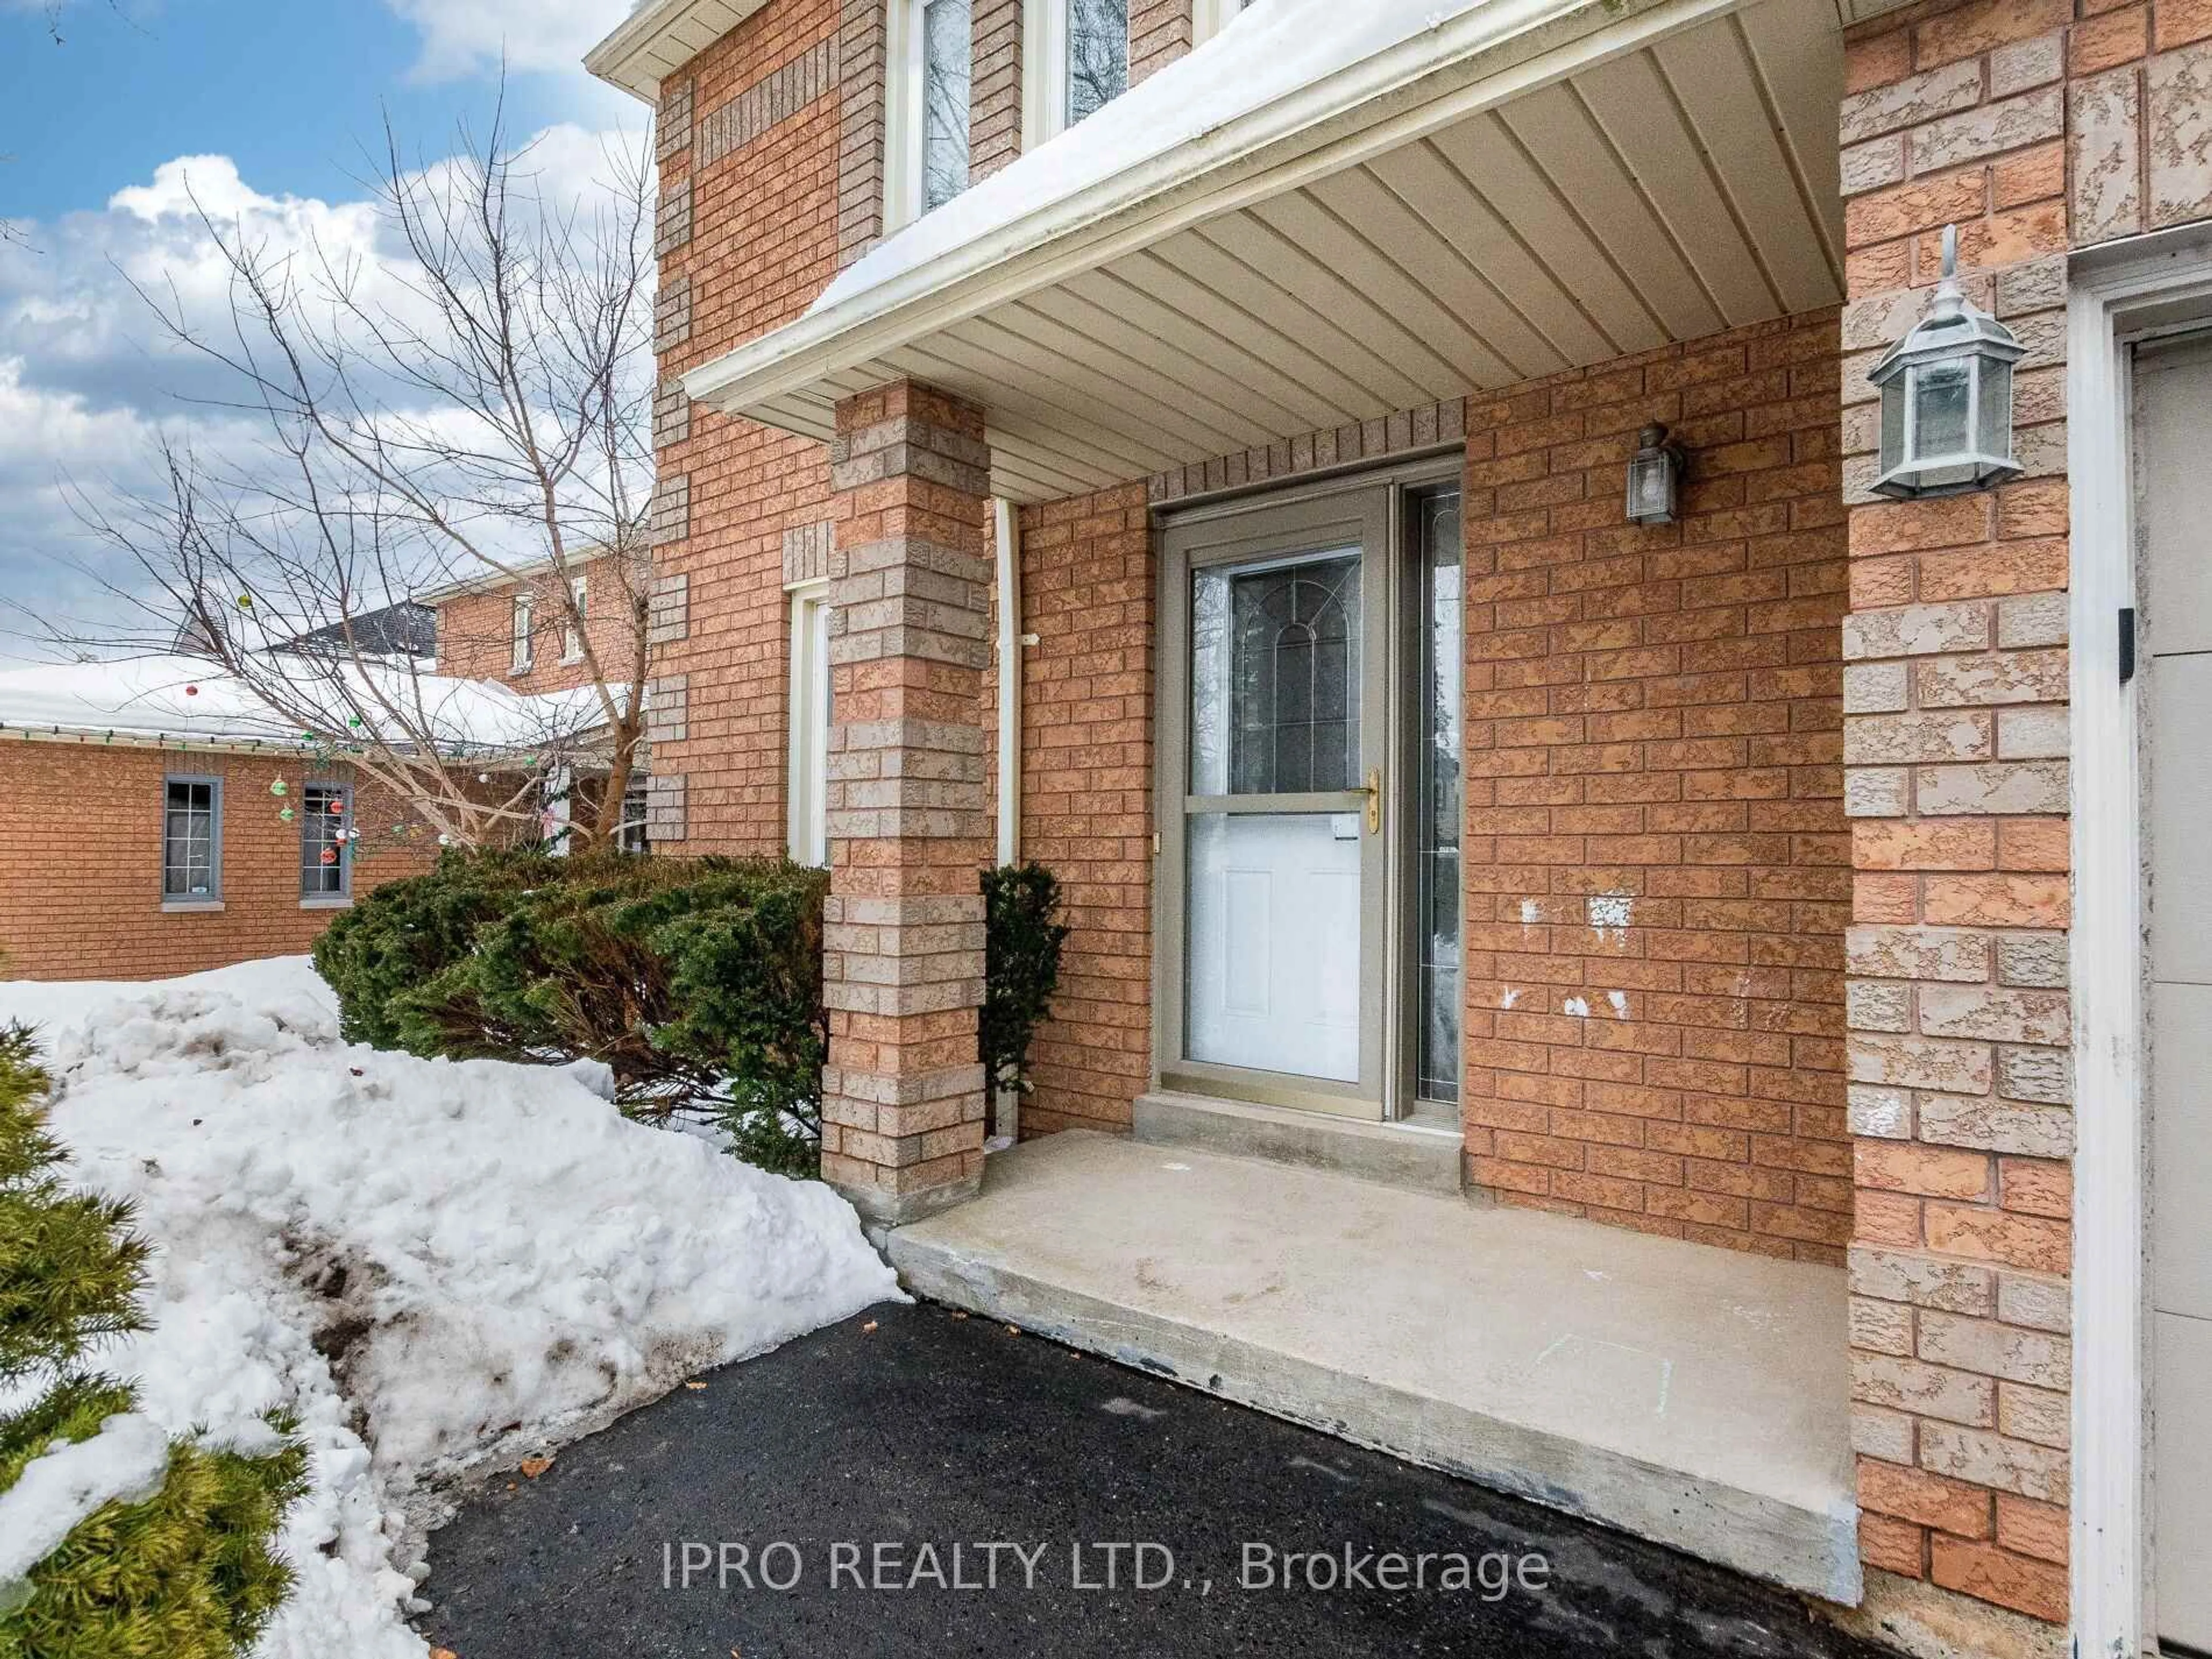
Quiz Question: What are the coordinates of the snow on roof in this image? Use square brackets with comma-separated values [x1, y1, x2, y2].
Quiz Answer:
[0, 654, 615, 755]
[812, 0, 1487, 315]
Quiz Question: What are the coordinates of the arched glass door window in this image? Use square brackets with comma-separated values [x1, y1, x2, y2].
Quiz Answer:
[1191, 552, 1359, 797]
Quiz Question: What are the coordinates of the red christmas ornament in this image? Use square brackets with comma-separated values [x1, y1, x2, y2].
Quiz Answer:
[319, 847, 338, 866]
[328, 797, 345, 815]
[184, 685, 199, 696]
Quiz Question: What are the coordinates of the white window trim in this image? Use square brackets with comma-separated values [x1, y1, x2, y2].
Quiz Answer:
[1022, 0, 1130, 149]
[562, 575, 587, 665]
[2065, 221, 2212, 1659]
[884, 0, 927, 233]
[786, 579, 834, 867]
[1192, 0, 1243, 46]
[511, 592, 534, 674]
[1020, 0, 1070, 151]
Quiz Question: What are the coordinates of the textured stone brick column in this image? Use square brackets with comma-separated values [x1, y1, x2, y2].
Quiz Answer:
[819, 381, 994, 1225]
[1834, 0, 2096, 1629]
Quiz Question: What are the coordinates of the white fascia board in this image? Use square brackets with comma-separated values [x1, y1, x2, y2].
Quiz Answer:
[683, 0, 1736, 418]
[585, 0, 771, 102]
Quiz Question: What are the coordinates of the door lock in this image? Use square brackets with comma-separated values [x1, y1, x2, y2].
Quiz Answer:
[1364, 768, 1383, 835]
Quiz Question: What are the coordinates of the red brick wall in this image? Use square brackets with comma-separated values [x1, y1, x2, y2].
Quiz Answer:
[653, 0, 843, 854]
[0, 743, 436, 981]
[1459, 309, 1853, 1266]
[434, 551, 643, 694]
[1825, 0, 2179, 1622]
[970, 0, 1023, 180]
[1016, 483, 1154, 1134]
[1129, 0, 1193, 82]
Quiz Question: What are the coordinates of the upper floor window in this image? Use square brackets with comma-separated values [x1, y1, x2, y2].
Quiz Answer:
[1023, 0, 1127, 148]
[887, 0, 972, 231]
[1192, 0, 1249, 45]
[562, 575, 588, 665]
[1066, 0, 1127, 126]
[511, 592, 534, 673]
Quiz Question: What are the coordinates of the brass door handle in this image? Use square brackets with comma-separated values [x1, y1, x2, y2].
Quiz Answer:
[1363, 768, 1382, 835]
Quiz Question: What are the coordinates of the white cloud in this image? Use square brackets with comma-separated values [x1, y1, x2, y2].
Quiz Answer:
[382, 0, 630, 82]
[0, 128, 649, 666]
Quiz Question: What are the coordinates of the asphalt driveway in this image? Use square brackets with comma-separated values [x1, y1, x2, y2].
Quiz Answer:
[423, 1301, 1892, 1659]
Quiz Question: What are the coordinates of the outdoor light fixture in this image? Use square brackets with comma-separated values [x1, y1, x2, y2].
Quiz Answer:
[1625, 423, 1684, 525]
[1868, 224, 2024, 499]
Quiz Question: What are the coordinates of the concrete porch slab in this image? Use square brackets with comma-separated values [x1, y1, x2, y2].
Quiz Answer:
[885, 1131, 1861, 1606]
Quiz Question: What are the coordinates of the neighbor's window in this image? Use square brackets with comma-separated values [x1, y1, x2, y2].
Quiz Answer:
[161, 776, 221, 902]
[786, 584, 834, 866]
[511, 592, 533, 673]
[619, 780, 651, 855]
[562, 574, 587, 665]
[1023, 0, 1127, 147]
[300, 781, 353, 901]
[887, 0, 972, 230]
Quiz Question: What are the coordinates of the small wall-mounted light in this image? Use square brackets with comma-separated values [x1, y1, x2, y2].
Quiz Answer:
[1869, 225, 2024, 499]
[1625, 423, 1685, 525]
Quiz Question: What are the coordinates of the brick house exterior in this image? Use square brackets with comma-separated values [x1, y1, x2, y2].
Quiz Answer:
[593, 0, 2212, 1647]
[427, 548, 650, 695]
[0, 740, 437, 980]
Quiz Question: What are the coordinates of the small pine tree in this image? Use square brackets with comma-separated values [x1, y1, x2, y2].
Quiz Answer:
[0, 1023, 308, 1658]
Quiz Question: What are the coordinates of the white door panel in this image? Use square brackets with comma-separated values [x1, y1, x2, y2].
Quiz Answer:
[2148, 652, 2212, 987]
[1187, 813, 1361, 1081]
[2156, 1312, 2212, 1649]
[2154, 980, 2212, 1323]
[2142, 332, 2212, 1657]
[2139, 338, 2212, 655]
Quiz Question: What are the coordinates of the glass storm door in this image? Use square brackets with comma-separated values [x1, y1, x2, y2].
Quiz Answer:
[1160, 472, 1460, 1120]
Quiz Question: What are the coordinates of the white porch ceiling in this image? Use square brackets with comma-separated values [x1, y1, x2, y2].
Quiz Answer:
[699, 0, 1845, 505]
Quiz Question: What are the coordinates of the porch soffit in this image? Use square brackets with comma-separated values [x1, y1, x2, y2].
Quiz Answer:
[684, 0, 1848, 506]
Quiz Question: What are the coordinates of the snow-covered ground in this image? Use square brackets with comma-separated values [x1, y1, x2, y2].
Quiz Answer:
[0, 956, 900, 1659]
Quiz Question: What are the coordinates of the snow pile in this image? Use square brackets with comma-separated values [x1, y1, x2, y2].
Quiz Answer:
[0, 1414, 172, 1586]
[0, 957, 900, 1659]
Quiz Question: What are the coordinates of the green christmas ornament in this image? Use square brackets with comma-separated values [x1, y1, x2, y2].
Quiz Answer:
[278, 807, 295, 823]
[236, 593, 254, 611]
[347, 715, 365, 730]
[269, 779, 287, 797]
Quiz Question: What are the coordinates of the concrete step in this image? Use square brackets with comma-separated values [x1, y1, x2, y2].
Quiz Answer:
[1131, 1089, 1465, 1196]
[885, 1130, 1861, 1608]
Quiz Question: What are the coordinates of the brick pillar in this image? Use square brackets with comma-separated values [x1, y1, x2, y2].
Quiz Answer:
[1835, 0, 2079, 1628]
[820, 381, 994, 1226]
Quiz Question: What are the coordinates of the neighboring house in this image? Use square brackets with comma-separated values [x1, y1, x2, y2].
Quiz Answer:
[421, 555, 658, 849]
[593, 0, 2192, 1650]
[421, 551, 649, 696]
[0, 656, 627, 979]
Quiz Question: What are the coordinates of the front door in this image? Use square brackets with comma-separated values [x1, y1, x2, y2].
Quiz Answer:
[1157, 467, 1463, 1120]
[2139, 332, 2212, 1657]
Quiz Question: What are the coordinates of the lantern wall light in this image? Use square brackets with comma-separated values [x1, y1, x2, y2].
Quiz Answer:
[1625, 422, 1685, 525]
[1868, 224, 2024, 499]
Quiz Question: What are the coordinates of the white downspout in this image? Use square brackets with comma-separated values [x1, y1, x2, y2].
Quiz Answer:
[991, 497, 1022, 1149]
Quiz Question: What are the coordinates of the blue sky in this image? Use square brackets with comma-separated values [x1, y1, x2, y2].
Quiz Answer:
[0, 0, 646, 662]
[3, 1, 623, 221]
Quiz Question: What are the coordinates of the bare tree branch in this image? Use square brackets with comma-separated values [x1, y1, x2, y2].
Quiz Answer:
[48, 100, 658, 849]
